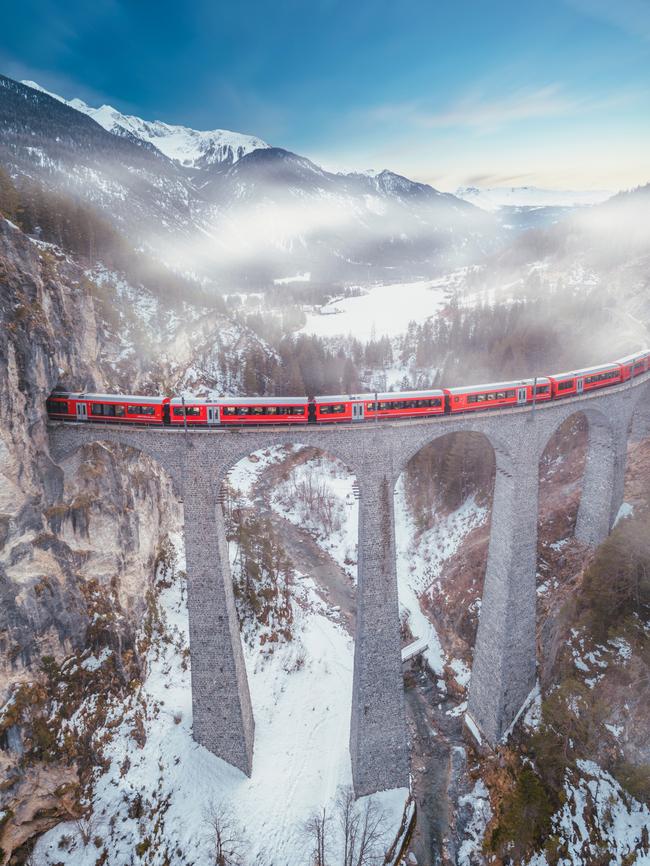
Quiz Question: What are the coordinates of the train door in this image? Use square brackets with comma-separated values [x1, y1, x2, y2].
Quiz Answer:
[207, 406, 220, 426]
[576, 377, 584, 395]
[76, 402, 88, 421]
[516, 387, 527, 406]
[352, 402, 365, 421]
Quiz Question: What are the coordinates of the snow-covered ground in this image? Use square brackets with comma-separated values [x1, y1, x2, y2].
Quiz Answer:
[526, 761, 650, 866]
[394, 476, 488, 676]
[300, 277, 453, 341]
[269, 452, 358, 579]
[33, 528, 407, 866]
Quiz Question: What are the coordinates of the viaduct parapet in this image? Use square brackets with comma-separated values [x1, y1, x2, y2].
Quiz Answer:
[47, 375, 650, 796]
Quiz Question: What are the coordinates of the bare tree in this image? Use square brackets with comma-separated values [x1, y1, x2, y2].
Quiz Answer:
[74, 814, 95, 847]
[203, 800, 247, 866]
[353, 796, 386, 866]
[337, 786, 388, 866]
[305, 806, 329, 866]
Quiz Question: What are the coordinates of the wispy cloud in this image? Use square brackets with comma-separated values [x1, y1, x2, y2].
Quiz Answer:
[366, 85, 574, 132]
[564, 0, 650, 43]
[365, 84, 645, 134]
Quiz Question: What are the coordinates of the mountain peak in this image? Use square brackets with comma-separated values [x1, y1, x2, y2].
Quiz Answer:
[20, 79, 270, 168]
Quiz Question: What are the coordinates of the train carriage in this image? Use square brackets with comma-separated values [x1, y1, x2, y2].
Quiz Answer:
[314, 395, 360, 423]
[217, 396, 310, 424]
[549, 363, 623, 399]
[444, 378, 551, 413]
[362, 390, 446, 419]
[46, 392, 166, 424]
[616, 352, 650, 381]
[169, 398, 221, 426]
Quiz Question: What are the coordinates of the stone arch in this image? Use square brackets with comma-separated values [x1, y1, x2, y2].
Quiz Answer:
[47, 425, 254, 775]
[537, 405, 619, 548]
[395, 421, 514, 484]
[47, 425, 184, 497]
[392, 422, 537, 746]
[394, 429, 498, 667]
[216, 439, 409, 796]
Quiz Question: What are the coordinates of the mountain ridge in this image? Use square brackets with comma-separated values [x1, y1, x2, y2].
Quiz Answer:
[20, 79, 271, 168]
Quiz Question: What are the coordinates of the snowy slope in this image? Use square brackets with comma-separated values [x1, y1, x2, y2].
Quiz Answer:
[32, 530, 408, 866]
[21, 79, 270, 167]
[456, 185, 613, 211]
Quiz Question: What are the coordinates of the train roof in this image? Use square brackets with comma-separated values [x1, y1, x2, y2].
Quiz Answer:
[315, 390, 445, 402]
[52, 392, 166, 403]
[615, 350, 650, 364]
[444, 377, 550, 395]
[195, 395, 309, 406]
[549, 362, 622, 380]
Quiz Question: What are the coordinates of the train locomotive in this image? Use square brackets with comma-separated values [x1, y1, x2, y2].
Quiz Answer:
[46, 350, 650, 427]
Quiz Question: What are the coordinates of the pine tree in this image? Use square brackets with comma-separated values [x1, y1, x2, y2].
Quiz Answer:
[0, 165, 19, 221]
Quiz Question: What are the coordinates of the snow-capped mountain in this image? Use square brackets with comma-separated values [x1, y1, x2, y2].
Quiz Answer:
[1, 74, 496, 284]
[21, 79, 270, 168]
[456, 185, 613, 212]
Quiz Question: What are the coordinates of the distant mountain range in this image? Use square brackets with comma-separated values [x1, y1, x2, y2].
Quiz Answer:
[456, 185, 613, 211]
[2, 74, 639, 288]
[0, 74, 496, 285]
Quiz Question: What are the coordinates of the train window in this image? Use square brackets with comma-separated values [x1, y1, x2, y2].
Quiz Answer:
[223, 407, 236, 416]
[320, 404, 345, 414]
[557, 381, 573, 391]
[585, 370, 618, 384]
[486, 393, 496, 401]
[91, 403, 116, 416]
[507, 390, 515, 398]
[47, 399, 68, 413]
[535, 385, 550, 395]
[291, 407, 306, 415]
[129, 405, 156, 415]
[115, 405, 125, 416]
[172, 406, 200, 417]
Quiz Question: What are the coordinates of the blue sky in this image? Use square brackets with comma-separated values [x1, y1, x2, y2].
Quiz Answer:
[2, 0, 649, 190]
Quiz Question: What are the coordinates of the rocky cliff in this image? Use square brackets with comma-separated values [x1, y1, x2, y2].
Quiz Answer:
[0, 218, 180, 862]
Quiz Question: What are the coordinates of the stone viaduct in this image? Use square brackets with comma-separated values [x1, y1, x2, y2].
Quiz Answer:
[47, 374, 650, 797]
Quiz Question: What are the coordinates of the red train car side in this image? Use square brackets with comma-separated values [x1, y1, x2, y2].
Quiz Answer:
[444, 378, 551, 413]
[362, 391, 445, 419]
[549, 363, 622, 399]
[616, 352, 650, 382]
[218, 397, 310, 424]
[47, 392, 166, 423]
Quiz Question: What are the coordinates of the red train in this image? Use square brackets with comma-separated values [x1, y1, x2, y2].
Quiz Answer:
[46, 350, 650, 427]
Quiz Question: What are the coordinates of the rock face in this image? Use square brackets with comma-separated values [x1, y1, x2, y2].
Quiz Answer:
[0, 218, 180, 861]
